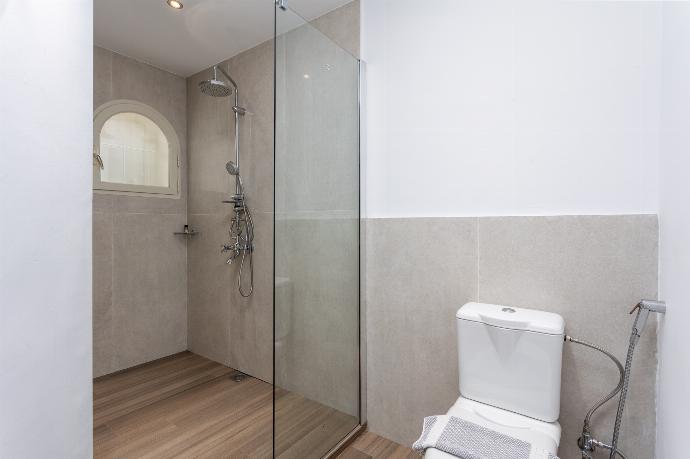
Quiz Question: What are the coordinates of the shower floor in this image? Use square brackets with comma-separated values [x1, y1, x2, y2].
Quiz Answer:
[93, 351, 358, 458]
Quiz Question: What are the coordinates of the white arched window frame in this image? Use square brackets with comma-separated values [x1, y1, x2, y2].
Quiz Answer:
[93, 100, 180, 196]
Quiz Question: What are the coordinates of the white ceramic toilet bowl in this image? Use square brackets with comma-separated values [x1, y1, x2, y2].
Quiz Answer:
[424, 397, 561, 459]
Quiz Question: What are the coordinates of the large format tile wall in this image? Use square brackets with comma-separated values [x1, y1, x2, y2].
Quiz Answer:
[92, 2, 359, 388]
[310, 0, 360, 58]
[186, 2, 360, 393]
[186, 38, 274, 382]
[365, 215, 658, 458]
[93, 47, 188, 377]
[273, 5, 361, 417]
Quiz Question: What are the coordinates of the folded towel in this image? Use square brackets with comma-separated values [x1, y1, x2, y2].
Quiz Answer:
[412, 415, 559, 459]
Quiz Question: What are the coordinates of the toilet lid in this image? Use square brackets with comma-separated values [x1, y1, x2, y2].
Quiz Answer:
[423, 397, 561, 459]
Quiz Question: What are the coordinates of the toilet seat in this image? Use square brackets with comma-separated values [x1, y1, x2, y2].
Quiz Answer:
[424, 397, 561, 459]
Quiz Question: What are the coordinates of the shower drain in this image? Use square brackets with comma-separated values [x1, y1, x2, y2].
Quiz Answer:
[229, 370, 248, 382]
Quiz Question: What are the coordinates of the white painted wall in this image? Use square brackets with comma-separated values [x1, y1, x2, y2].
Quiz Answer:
[361, 0, 661, 218]
[656, 3, 690, 457]
[0, 1, 93, 457]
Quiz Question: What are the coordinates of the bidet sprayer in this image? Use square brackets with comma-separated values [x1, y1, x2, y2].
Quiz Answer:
[605, 299, 665, 459]
[572, 299, 666, 459]
[630, 299, 666, 340]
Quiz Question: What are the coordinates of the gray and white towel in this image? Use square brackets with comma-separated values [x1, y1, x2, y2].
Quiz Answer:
[412, 415, 559, 459]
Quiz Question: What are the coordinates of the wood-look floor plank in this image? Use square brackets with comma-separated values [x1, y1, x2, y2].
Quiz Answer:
[145, 380, 273, 458]
[95, 357, 222, 405]
[94, 352, 199, 396]
[94, 352, 364, 459]
[339, 431, 417, 459]
[97, 378, 268, 458]
[275, 390, 357, 459]
[337, 448, 372, 459]
[94, 351, 233, 428]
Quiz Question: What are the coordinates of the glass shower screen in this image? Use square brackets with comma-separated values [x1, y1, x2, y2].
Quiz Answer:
[273, 3, 361, 458]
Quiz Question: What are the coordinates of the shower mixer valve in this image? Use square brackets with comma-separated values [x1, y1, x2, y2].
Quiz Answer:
[221, 235, 253, 262]
[221, 208, 254, 265]
[221, 243, 241, 265]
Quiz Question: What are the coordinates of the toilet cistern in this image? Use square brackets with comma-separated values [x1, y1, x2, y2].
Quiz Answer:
[423, 302, 565, 459]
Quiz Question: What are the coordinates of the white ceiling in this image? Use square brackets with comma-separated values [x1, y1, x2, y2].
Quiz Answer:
[95, 0, 352, 77]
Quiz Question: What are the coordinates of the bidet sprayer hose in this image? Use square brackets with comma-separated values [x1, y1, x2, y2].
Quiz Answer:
[569, 300, 665, 459]
[608, 300, 665, 458]
[564, 335, 625, 430]
[608, 337, 636, 459]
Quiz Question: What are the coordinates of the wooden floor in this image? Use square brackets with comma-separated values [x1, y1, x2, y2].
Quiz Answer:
[94, 351, 373, 459]
[336, 432, 417, 459]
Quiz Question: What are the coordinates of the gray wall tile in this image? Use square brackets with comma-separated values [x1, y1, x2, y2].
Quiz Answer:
[364, 215, 659, 459]
[228, 211, 274, 383]
[360, 218, 368, 423]
[310, 0, 361, 59]
[272, 9, 361, 416]
[275, 23, 359, 217]
[186, 2, 361, 414]
[92, 212, 113, 377]
[477, 215, 658, 459]
[186, 65, 234, 216]
[275, 216, 361, 415]
[365, 218, 478, 444]
[186, 41, 274, 376]
[187, 212, 233, 365]
[228, 41, 275, 214]
[111, 213, 188, 372]
[93, 46, 112, 109]
[92, 47, 188, 376]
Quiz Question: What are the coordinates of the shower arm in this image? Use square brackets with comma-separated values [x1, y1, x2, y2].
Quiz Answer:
[214, 65, 242, 195]
[214, 65, 239, 102]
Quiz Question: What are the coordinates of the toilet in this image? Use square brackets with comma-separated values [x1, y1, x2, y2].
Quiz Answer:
[425, 302, 565, 459]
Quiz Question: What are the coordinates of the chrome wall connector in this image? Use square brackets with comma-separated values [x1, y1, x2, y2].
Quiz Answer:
[276, 0, 288, 11]
[634, 299, 667, 314]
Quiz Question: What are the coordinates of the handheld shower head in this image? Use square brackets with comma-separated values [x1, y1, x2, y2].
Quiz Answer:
[226, 160, 244, 195]
[226, 161, 240, 176]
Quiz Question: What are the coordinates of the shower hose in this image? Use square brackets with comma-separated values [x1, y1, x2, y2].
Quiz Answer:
[236, 202, 254, 298]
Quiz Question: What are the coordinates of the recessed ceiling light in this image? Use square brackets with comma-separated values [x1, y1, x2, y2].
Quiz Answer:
[167, 0, 183, 9]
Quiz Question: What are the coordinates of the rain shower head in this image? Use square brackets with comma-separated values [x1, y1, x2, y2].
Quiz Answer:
[199, 65, 238, 98]
[226, 161, 240, 176]
[199, 78, 232, 97]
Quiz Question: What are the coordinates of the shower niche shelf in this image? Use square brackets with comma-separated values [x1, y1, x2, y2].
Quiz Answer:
[174, 225, 199, 237]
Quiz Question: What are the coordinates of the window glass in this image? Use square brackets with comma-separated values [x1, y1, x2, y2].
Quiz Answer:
[99, 112, 170, 188]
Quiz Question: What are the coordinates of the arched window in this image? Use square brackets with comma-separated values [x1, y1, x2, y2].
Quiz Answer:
[93, 100, 179, 196]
